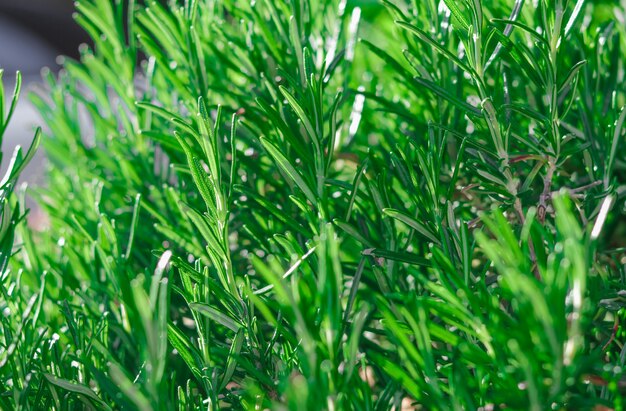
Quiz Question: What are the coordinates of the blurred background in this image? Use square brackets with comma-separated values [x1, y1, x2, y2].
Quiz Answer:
[1, 0, 88, 186]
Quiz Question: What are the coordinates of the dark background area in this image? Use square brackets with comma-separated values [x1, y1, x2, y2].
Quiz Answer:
[0, 0, 87, 73]
[0, 0, 86, 215]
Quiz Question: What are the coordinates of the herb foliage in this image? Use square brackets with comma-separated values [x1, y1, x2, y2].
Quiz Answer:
[1, 0, 626, 409]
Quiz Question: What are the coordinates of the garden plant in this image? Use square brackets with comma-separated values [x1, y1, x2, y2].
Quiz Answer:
[1, 0, 626, 409]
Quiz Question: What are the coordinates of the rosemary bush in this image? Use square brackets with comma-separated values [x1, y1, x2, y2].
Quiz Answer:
[2, 0, 626, 409]
[0, 71, 40, 409]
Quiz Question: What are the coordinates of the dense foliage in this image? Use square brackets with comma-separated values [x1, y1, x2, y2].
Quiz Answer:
[1, 0, 626, 409]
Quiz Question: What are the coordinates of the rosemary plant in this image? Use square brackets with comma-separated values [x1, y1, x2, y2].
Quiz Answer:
[1, 0, 626, 409]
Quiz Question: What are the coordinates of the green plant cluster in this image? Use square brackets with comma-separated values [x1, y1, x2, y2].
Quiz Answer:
[1, 0, 626, 409]
[0, 71, 41, 407]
